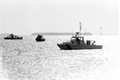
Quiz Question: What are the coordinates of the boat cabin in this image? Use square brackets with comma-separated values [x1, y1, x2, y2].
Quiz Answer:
[70, 36, 85, 45]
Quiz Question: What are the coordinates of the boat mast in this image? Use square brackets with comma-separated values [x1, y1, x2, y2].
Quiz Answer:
[79, 22, 82, 36]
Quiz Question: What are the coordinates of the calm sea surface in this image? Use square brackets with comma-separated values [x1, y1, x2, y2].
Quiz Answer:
[0, 35, 120, 80]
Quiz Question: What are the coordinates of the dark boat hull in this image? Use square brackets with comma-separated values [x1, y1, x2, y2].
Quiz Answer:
[4, 37, 23, 40]
[36, 39, 45, 42]
[57, 44, 102, 50]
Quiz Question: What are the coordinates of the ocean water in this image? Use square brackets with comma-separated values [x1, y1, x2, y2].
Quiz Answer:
[0, 35, 120, 80]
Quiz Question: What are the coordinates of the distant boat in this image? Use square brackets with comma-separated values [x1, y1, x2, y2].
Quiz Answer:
[57, 22, 103, 50]
[4, 34, 23, 40]
[35, 34, 45, 42]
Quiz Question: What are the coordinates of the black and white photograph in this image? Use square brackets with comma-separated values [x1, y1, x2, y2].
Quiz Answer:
[0, 0, 120, 80]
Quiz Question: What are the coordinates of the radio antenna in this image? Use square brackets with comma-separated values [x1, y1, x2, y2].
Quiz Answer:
[79, 22, 82, 36]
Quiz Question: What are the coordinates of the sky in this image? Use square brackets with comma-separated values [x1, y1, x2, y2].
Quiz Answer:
[0, 0, 119, 35]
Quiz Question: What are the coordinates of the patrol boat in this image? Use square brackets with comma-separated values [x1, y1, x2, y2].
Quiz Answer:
[4, 34, 23, 40]
[36, 34, 45, 42]
[57, 22, 103, 50]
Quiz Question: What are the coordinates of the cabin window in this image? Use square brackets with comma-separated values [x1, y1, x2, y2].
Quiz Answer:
[79, 38, 83, 40]
[71, 38, 76, 40]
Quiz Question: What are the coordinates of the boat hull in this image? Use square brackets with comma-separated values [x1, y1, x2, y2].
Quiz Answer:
[57, 44, 102, 50]
[4, 37, 23, 40]
[36, 39, 45, 42]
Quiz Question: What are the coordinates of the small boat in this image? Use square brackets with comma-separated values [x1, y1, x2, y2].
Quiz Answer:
[36, 34, 45, 42]
[57, 22, 103, 50]
[4, 34, 23, 40]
